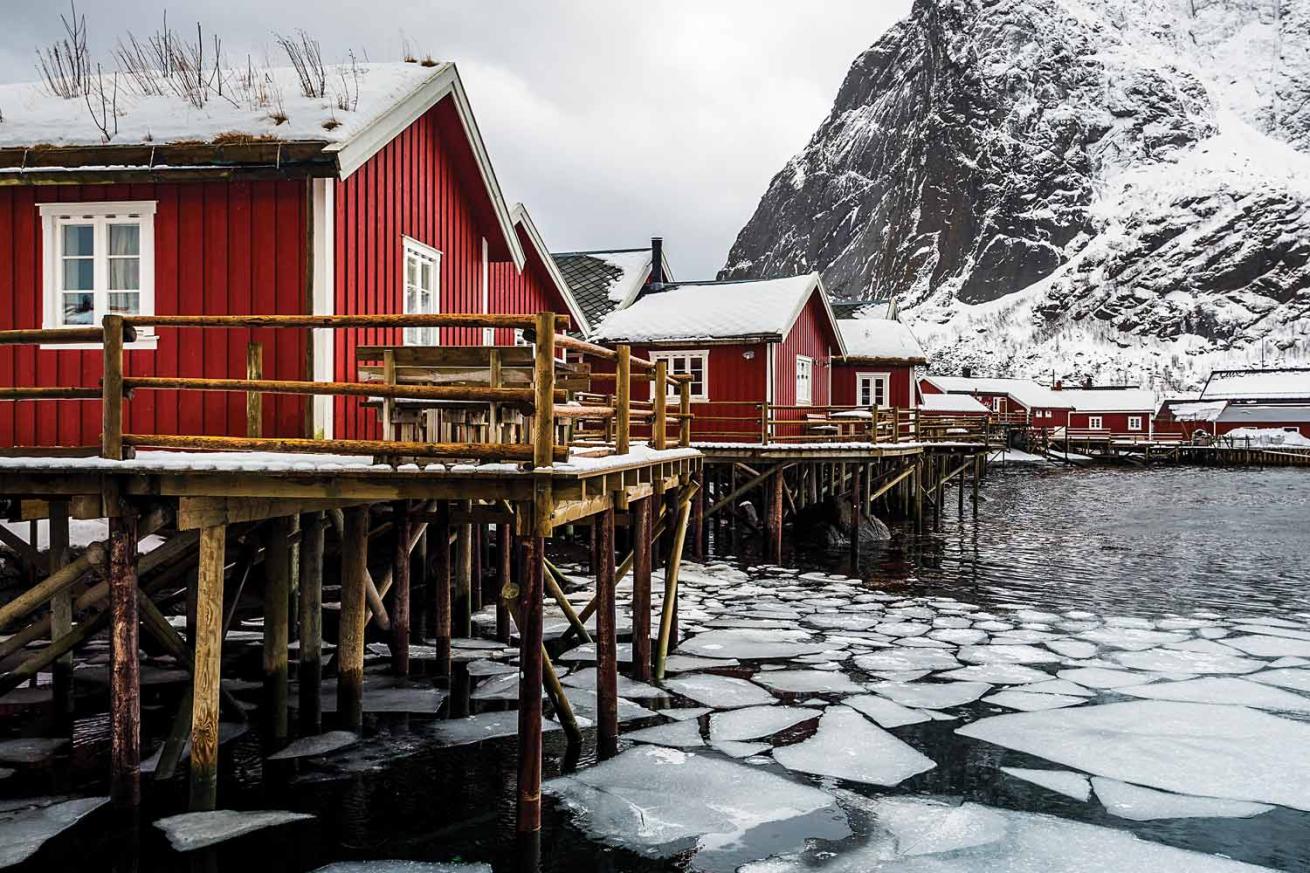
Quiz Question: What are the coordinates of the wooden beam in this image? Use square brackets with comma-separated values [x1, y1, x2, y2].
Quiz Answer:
[108, 508, 140, 808]
[189, 524, 225, 811]
[390, 500, 411, 676]
[102, 315, 125, 460]
[654, 483, 698, 680]
[516, 533, 545, 868]
[298, 512, 324, 734]
[595, 506, 618, 759]
[262, 517, 292, 744]
[48, 501, 74, 720]
[432, 502, 452, 677]
[178, 496, 365, 530]
[337, 507, 368, 731]
[630, 497, 653, 682]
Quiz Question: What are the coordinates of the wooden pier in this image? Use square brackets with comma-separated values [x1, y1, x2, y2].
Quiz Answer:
[0, 311, 700, 865]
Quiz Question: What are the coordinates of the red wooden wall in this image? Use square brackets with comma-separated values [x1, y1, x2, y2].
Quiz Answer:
[1068, 411, 1150, 433]
[333, 100, 501, 440]
[831, 363, 917, 409]
[487, 224, 570, 344]
[772, 292, 837, 410]
[0, 181, 307, 448]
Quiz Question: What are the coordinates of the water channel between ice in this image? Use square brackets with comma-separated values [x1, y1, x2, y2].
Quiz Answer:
[9, 466, 1310, 872]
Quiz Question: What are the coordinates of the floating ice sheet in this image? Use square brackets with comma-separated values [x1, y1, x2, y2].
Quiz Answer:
[676, 628, 829, 660]
[1222, 635, 1310, 658]
[709, 706, 816, 742]
[1249, 668, 1310, 693]
[267, 731, 357, 761]
[428, 711, 562, 747]
[314, 862, 491, 873]
[772, 706, 934, 786]
[983, 690, 1085, 711]
[561, 667, 666, 700]
[959, 644, 1061, 665]
[854, 649, 960, 673]
[0, 796, 107, 867]
[623, 718, 705, 748]
[154, 809, 314, 851]
[1092, 777, 1273, 821]
[544, 746, 842, 863]
[870, 681, 991, 709]
[751, 669, 863, 695]
[1119, 676, 1310, 713]
[665, 674, 777, 709]
[958, 700, 1310, 811]
[1057, 667, 1154, 689]
[938, 664, 1050, 685]
[1111, 648, 1263, 675]
[844, 694, 932, 728]
[1000, 766, 1091, 801]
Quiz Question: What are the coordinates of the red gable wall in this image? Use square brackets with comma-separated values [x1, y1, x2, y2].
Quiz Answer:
[0, 181, 308, 448]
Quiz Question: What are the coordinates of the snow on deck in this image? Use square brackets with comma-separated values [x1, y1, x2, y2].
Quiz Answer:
[592, 275, 819, 343]
[837, 317, 926, 361]
[0, 444, 699, 477]
[0, 62, 443, 150]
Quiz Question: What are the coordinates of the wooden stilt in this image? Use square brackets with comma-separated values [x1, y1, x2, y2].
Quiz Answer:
[390, 500, 411, 676]
[769, 466, 784, 565]
[654, 484, 697, 680]
[958, 459, 966, 517]
[262, 517, 292, 743]
[108, 509, 141, 809]
[48, 500, 74, 721]
[433, 502, 452, 677]
[454, 506, 472, 638]
[691, 469, 705, 561]
[595, 507, 618, 759]
[495, 523, 511, 644]
[972, 453, 980, 517]
[338, 507, 368, 731]
[190, 524, 225, 810]
[630, 498, 653, 682]
[516, 533, 545, 868]
[849, 463, 862, 564]
[299, 511, 324, 734]
[471, 523, 483, 614]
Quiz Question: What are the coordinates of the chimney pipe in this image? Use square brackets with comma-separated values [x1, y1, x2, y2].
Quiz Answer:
[962, 365, 972, 379]
[650, 237, 664, 288]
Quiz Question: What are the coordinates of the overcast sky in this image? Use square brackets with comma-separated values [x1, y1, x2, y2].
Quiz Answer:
[0, 1, 910, 278]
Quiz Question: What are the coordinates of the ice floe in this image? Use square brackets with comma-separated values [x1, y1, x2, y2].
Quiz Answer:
[772, 706, 934, 786]
[870, 681, 991, 709]
[1000, 766, 1091, 801]
[665, 674, 777, 708]
[708, 705, 817, 742]
[154, 809, 314, 851]
[0, 796, 107, 867]
[1092, 777, 1273, 821]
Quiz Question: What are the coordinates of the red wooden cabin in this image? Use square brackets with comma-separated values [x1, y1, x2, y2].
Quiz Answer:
[1054, 388, 1158, 440]
[920, 375, 1072, 429]
[590, 273, 845, 442]
[830, 318, 927, 411]
[488, 204, 590, 345]
[0, 61, 551, 448]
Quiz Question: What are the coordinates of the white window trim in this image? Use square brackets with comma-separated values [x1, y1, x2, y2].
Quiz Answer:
[402, 236, 442, 346]
[856, 371, 891, 409]
[648, 350, 709, 402]
[795, 354, 814, 407]
[1088, 415, 1104, 430]
[480, 236, 494, 346]
[1128, 415, 1143, 431]
[39, 201, 157, 349]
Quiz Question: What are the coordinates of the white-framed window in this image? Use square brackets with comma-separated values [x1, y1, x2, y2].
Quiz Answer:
[1089, 415, 1104, 430]
[856, 372, 890, 408]
[40, 201, 156, 347]
[991, 396, 1003, 413]
[795, 355, 813, 406]
[402, 236, 441, 346]
[649, 350, 709, 402]
[1128, 415, 1143, 431]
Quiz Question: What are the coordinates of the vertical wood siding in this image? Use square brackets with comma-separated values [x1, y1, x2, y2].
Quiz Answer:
[0, 181, 306, 448]
[831, 363, 918, 409]
[772, 292, 836, 410]
[333, 101, 499, 440]
[487, 225, 572, 344]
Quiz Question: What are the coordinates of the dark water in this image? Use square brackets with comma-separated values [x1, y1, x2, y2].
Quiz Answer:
[11, 466, 1310, 872]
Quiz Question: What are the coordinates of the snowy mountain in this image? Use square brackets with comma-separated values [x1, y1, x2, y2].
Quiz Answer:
[720, 0, 1310, 390]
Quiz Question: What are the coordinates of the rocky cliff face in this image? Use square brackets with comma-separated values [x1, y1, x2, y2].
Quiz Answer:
[721, 0, 1310, 388]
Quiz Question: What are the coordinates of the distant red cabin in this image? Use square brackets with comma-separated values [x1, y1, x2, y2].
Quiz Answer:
[590, 273, 845, 441]
[829, 318, 926, 412]
[1055, 388, 1158, 440]
[920, 375, 1071, 429]
[0, 62, 583, 449]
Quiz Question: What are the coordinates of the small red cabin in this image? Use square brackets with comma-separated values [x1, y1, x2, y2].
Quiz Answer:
[1055, 388, 1158, 440]
[830, 318, 927, 411]
[590, 273, 845, 441]
[920, 375, 1072, 429]
[1155, 368, 1310, 441]
[0, 62, 566, 449]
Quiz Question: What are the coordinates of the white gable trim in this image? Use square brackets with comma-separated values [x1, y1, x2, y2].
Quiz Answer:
[779, 273, 847, 356]
[325, 63, 525, 271]
[311, 178, 336, 439]
[510, 204, 590, 334]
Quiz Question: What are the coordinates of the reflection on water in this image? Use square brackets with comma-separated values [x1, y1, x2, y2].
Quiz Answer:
[833, 467, 1310, 617]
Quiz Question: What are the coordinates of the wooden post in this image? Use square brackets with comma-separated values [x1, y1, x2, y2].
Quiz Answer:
[190, 524, 225, 811]
[849, 463, 862, 564]
[972, 453, 981, 517]
[298, 511, 324, 734]
[488, 348, 502, 442]
[679, 378, 691, 447]
[654, 484, 696, 680]
[616, 345, 631, 455]
[101, 314, 125, 460]
[958, 459, 966, 517]
[630, 498, 653, 682]
[532, 312, 556, 469]
[262, 517, 292, 744]
[381, 348, 396, 447]
[691, 468, 705, 561]
[432, 501, 452, 676]
[390, 500, 411, 676]
[338, 507, 368, 731]
[516, 533, 545, 869]
[759, 400, 769, 444]
[769, 465, 784, 565]
[49, 500, 74, 720]
[914, 458, 924, 532]
[246, 342, 263, 438]
[107, 508, 140, 808]
[595, 507, 618, 759]
[495, 523, 512, 643]
[653, 359, 668, 450]
[455, 505, 473, 639]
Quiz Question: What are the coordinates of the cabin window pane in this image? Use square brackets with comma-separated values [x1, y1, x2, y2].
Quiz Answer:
[649, 351, 709, 402]
[1128, 416, 1142, 431]
[857, 373, 889, 408]
[1089, 415, 1103, 430]
[796, 356, 813, 406]
[44, 205, 156, 339]
[402, 237, 442, 346]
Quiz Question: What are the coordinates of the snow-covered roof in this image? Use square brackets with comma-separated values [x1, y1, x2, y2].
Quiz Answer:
[1167, 400, 1228, 422]
[0, 61, 525, 267]
[919, 393, 989, 414]
[510, 204, 590, 334]
[553, 248, 666, 332]
[836, 318, 927, 364]
[830, 298, 895, 320]
[1055, 388, 1157, 413]
[1216, 404, 1310, 425]
[922, 376, 1073, 410]
[591, 274, 843, 350]
[1200, 369, 1310, 401]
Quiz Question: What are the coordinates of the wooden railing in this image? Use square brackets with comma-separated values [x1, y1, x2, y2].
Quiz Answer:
[686, 402, 991, 445]
[0, 313, 695, 468]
